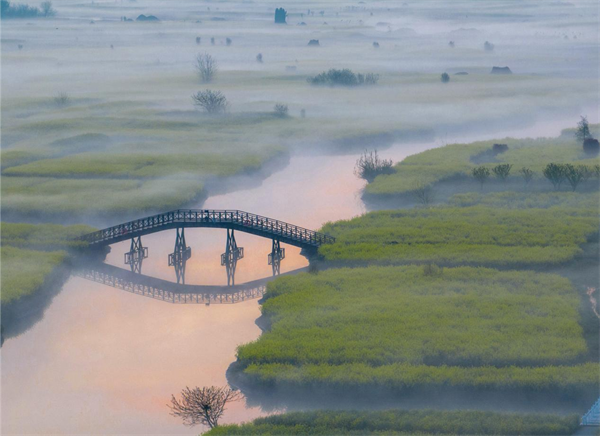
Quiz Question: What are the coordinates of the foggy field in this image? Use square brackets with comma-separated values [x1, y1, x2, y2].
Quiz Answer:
[235, 266, 596, 394]
[206, 410, 580, 436]
[2, 0, 599, 220]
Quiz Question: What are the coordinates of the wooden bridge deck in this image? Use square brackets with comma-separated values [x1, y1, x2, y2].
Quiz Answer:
[79, 209, 335, 251]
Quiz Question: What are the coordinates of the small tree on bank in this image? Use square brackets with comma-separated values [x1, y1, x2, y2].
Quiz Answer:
[192, 90, 228, 114]
[472, 166, 490, 188]
[354, 150, 394, 182]
[168, 386, 242, 428]
[195, 53, 217, 83]
[440, 72, 450, 83]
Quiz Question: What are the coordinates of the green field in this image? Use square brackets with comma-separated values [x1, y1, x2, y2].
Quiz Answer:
[1, 223, 95, 304]
[365, 126, 600, 198]
[319, 206, 598, 267]
[235, 266, 595, 394]
[206, 410, 580, 436]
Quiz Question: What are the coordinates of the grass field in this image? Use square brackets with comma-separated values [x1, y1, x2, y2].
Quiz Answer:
[365, 126, 600, 198]
[319, 206, 598, 267]
[1, 223, 95, 304]
[206, 410, 580, 436]
[235, 266, 596, 394]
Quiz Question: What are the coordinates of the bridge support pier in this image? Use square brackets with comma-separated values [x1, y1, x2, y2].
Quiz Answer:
[221, 229, 244, 286]
[268, 239, 285, 276]
[168, 228, 192, 284]
[124, 236, 148, 274]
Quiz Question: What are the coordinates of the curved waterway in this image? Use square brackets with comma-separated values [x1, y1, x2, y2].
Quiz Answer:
[0, 117, 579, 434]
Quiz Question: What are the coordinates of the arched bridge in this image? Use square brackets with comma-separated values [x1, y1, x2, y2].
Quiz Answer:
[79, 209, 335, 286]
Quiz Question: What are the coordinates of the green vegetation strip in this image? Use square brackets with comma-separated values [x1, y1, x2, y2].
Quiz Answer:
[1, 223, 95, 304]
[236, 266, 595, 393]
[365, 127, 600, 197]
[319, 206, 598, 267]
[206, 410, 580, 435]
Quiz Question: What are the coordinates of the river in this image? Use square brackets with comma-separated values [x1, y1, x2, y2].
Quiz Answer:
[0, 116, 581, 434]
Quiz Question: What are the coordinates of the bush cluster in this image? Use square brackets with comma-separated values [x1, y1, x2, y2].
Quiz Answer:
[308, 69, 379, 86]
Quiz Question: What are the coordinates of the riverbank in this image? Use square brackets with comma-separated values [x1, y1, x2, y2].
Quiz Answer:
[227, 129, 600, 419]
[0, 223, 97, 342]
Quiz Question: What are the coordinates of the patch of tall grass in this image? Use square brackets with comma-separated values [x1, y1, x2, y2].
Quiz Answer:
[236, 266, 593, 393]
[207, 410, 580, 436]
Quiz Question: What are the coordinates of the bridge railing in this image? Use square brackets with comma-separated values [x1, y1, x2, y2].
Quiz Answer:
[79, 209, 335, 247]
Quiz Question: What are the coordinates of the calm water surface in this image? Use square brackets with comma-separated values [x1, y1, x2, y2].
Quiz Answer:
[0, 117, 573, 434]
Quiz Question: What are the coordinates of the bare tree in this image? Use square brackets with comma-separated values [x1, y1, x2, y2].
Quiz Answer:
[195, 53, 217, 83]
[412, 180, 435, 206]
[168, 386, 242, 428]
[53, 91, 70, 107]
[273, 103, 288, 118]
[354, 150, 394, 182]
[41, 1, 55, 17]
[472, 166, 490, 188]
[191, 90, 228, 114]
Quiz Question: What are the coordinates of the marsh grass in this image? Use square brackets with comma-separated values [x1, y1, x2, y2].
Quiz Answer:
[206, 410, 580, 436]
[236, 266, 594, 393]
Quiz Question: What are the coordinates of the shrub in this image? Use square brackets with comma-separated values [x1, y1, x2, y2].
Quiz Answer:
[492, 143, 508, 154]
[191, 90, 228, 114]
[226, 37, 232, 46]
[422, 263, 442, 277]
[543, 163, 566, 190]
[196, 36, 201, 45]
[307, 39, 320, 46]
[53, 91, 70, 107]
[519, 167, 534, 185]
[273, 103, 288, 118]
[1, 0, 40, 18]
[308, 69, 378, 86]
[440, 72, 450, 83]
[372, 41, 379, 48]
[564, 164, 585, 192]
[492, 163, 512, 181]
[195, 53, 217, 83]
[484, 41, 494, 51]
[411, 180, 435, 206]
[354, 150, 394, 182]
[472, 166, 490, 187]
[210, 37, 215, 45]
[256, 53, 263, 63]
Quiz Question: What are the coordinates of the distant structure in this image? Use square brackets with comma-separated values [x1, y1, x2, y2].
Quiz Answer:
[136, 14, 159, 21]
[275, 7, 287, 24]
[490, 66, 512, 74]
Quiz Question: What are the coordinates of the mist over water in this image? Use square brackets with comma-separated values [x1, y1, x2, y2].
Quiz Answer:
[2, 0, 599, 434]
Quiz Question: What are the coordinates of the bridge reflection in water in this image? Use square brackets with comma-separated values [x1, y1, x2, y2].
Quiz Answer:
[79, 209, 335, 286]
[74, 262, 308, 304]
